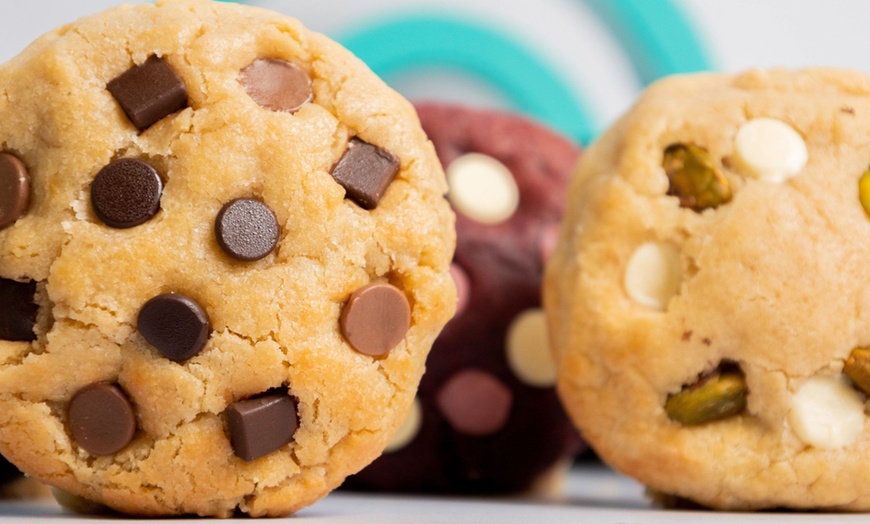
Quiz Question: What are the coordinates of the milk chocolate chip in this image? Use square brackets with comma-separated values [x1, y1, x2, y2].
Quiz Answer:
[240, 59, 312, 113]
[137, 293, 210, 362]
[68, 383, 137, 456]
[331, 138, 400, 210]
[107, 55, 189, 131]
[91, 158, 163, 229]
[436, 369, 513, 436]
[0, 153, 30, 230]
[0, 278, 37, 342]
[226, 390, 298, 461]
[340, 282, 411, 357]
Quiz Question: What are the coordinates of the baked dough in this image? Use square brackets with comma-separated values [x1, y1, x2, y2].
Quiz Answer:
[0, 0, 455, 516]
[545, 69, 870, 510]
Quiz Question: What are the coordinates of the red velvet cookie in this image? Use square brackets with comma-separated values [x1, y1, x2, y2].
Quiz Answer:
[345, 103, 584, 494]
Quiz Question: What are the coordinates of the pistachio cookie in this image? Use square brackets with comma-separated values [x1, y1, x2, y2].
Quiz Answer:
[346, 103, 583, 494]
[545, 68, 870, 510]
[0, 0, 454, 517]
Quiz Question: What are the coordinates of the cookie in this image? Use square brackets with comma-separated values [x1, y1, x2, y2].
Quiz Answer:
[345, 103, 583, 494]
[545, 68, 870, 510]
[0, 0, 455, 517]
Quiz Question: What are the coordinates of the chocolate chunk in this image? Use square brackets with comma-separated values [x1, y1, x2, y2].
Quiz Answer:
[0, 278, 37, 342]
[68, 383, 137, 456]
[330, 138, 400, 210]
[240, 59, 312, 113]
[436, 369, 513, 436]
[0, 153, 30, 230]
[340, 282, 411, 357]
[215, 198, 279, 261]
[226, 390, 298, 461]
[137, 293, 210, 362]
[91, 158, 163, 229]
[107, 55, 189, 130]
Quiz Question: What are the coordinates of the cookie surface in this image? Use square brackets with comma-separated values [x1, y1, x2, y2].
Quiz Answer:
[545, 68, 870, 509]
[346, 103, 583, 494]
[0, 0, 454, 517]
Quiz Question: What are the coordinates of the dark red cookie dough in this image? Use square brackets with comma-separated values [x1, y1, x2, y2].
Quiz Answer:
[345, 103, 584, 494]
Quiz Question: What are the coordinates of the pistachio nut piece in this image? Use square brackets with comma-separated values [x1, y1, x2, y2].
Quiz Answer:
[859, 170, 870, 217]
[663, 143, 732, 212]
[665, 366, 747, 425]
[844, 347, 870, 394]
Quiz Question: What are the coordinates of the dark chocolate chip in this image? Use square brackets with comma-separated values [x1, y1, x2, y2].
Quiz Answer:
[340, 282, 411, 357]
[137, 293, 210, 362]
[226, 390, 298, 461]
[68, 383, 137, 456]
[436, 369, 513, 436]
[107, 55, 189, 131]
[0, 278, 37, 342]
[0, 153, 30, 230]
[240, 59, 312, 113]
[330, 138, 400, 210]
[215, 198, 279, 261]
[90, 158, 163, 229]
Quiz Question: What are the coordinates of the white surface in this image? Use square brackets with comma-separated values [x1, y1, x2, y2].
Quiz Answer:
[2, 465, 870, 522]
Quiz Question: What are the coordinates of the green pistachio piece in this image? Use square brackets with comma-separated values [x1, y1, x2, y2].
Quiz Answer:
[844, 347, 870, 394]
[858, 170, 870, 217]
[663, 143, 732, 212]
[665, 366, 747, 425]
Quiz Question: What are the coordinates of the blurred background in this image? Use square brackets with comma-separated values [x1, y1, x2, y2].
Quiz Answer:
[1, 0, 866, 145]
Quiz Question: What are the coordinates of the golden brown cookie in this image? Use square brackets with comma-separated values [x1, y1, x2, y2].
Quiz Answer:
[545, 68, 870, 510]
[0, 0, 455, 516]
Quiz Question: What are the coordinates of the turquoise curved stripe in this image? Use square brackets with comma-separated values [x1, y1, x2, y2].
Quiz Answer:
[340, 15, 595, 145]
[585, 0, 711, 84]
[220, 0, 711, 143]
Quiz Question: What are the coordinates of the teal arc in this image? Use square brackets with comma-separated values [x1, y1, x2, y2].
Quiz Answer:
[223, 0, 712, 145]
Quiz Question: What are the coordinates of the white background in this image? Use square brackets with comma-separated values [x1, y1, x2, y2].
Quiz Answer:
[1, 0, 868, 136]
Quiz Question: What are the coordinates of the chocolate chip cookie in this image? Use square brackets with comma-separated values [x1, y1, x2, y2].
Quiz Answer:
[546, 68, 870, 510]
[0, 0, 454, 516]
[346, 103, 583, 494]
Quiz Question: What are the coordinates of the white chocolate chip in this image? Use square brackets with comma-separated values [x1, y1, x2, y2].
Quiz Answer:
[734, 118, 807, 183]
[506, 309, 557, 388]
[384, 397, 422, 453]
[789, 376, 864, 450]
[624, 242, 682, 310]
[447, 153, 519, 224]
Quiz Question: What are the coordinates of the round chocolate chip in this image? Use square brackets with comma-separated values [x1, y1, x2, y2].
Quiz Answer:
[137, 293, 210, 362]
[68, 383, 136, 456]
[215, 198, 279, 262]
[340, 282, 411, 357]
[91, 158, 162, 229]
[0, 153, 30, 230]
[240, 58, 313, 113]
[436, 369, 513, 436]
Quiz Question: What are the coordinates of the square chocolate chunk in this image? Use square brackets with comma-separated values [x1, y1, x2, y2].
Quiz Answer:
[226, 391, 298, 461]
[330, 138, 400, 210]
[0, 278, 37, 342]
[107, 56, 189, 131]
